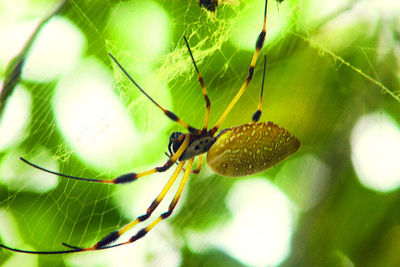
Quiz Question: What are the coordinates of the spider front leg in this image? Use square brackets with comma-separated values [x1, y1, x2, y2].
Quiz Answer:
[64, 160, 186, 250]
[0, 137, 193, 255]
[70, 158, 195, 251]
[211, 0, 268, 134]
[119, 158, 194, 246]
[109, 53, 200, 134]
[183, 36, 211, 132]
[20, 135, 190, 185]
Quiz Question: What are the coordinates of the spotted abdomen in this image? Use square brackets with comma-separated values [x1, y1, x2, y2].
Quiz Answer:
[206, 122, 300, 177]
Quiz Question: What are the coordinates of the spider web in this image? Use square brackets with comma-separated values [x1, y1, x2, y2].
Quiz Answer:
[0, 0, 399, 266]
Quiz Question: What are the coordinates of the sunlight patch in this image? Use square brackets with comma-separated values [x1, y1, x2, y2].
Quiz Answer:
[187, 178, 296, 267]
[357, 0, 400, 20]
[0, 0, 28, 20]
[0, 148, 58, 193]
[312, 4, 376, 51]
[22, 16, 86, 82]
[0, 209, 37, 267]
[0, 0, 47, 70]
[0, 19, 38, 71]
[222, 178, 296, 266]
[308, 0, 400, 53]
[275, 154, 331, 211]
[229, 0, 290, 50]
[53, 57, 141, 173]
[0, 82, 31, 151]
[107, 0, 171, 64]
[351, 112, 400, 192]
[111, 63, 173, 135]
[0, 209, 22, 248]
[303, 0, 352, 26]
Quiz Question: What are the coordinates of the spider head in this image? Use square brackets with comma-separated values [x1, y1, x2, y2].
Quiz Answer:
[168, 132, 185, 154]
[168, 132, 217, 160]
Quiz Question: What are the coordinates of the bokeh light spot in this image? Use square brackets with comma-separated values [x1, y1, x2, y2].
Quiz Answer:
[0, 82, 31, 151]
[53, 57, 140, 173]
[22, 16, 86, 82]
[275, 154, 331, 211]
[229, 0, 290, 51]
[107, 1, 171, 64]
[187, 178, 296, 267]
[0, 209, 37, 267]
[0, 19, 38, 71]
[0, 148, 58, 193]
[351, 112, 400, 192]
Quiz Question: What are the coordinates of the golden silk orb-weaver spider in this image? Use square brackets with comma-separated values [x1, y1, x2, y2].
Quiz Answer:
[198, 0, 283, 15]
[0, 0, 299, 255]
[198, 0, 219, 12]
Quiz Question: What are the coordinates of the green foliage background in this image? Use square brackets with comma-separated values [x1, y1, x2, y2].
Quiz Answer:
[0, 0, 400, 266]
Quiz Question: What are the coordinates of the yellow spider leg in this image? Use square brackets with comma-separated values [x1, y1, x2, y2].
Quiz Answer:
[18, 135, 191, 185]
[81, 161, 185, 250]
[127, 158, 194, 244]
[117, 158, 194, 246]
[104, 134, 190, 183]
[183, 36, 211, 132]
[211, 0, 268, 134]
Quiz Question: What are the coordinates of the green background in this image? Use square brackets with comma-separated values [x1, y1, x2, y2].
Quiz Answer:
[1, 0, 400, 266]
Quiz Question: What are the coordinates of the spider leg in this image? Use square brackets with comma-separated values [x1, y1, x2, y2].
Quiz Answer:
[108, 158, 194, 248]
[63, 161, 186, 250]
[183, 36, 211, 132]
[192, 154, 203, 174]
[109, 53, 200, 134]
[166, 152, 202, 174]
[0, 157, 192, 255]
[0, 244, 83, 254]
[252, 55, 266, 123]
[20, 135, 191, 184]
[211, 0, 268, 134]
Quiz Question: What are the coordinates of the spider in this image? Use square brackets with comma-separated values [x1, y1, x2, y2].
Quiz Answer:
[198, 0, 219, 13]
[198, 0, 284, 16]
[0, 0, 299, 255]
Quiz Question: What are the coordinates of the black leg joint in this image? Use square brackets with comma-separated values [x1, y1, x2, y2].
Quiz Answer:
[256, 31, 266, 50]
[205, 96, 211, 107]
[138, 213, 151, 222]
[130, 228, 147, 242]
[252, 110, 262, 122]
[96, 231, 120, 249]
[114, 172, 137, 184]
[248, 66, 255, 80]
[165, 110, 179, 121]
[161, 209, 173, 219]
[149, 199, 159, 212]
[156, 161, 174, 172]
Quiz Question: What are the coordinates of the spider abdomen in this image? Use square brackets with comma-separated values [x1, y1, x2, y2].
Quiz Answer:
[206, 122, 300, 177]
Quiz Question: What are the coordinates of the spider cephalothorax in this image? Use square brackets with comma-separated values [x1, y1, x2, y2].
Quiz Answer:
[170, 132, 217, 160]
